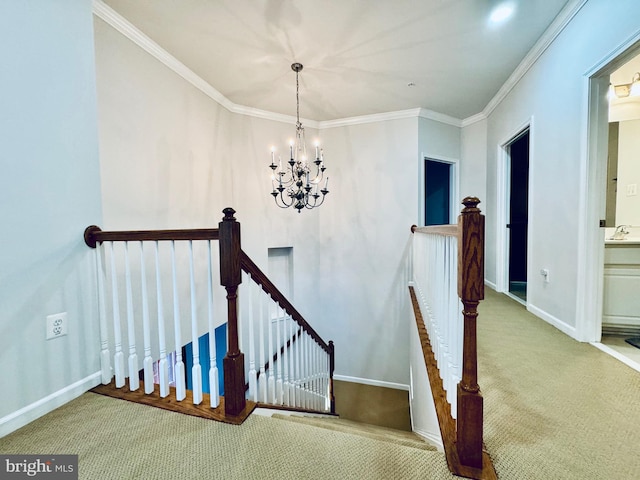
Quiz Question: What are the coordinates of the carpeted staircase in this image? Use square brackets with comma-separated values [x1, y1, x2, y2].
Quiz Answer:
[271, 413, 438, 452]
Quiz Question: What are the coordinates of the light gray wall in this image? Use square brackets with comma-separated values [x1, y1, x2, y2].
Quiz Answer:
[461, 119, 488, 207]
[0, 0, 102, 434]
[484, 0, 640, 332]
[316, 119, 418, 385]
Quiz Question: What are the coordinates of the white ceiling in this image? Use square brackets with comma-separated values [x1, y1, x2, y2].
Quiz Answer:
[101, 0, 573, 122]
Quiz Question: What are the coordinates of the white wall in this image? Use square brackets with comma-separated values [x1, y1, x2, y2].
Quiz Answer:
[616, 120, 640, 225]
[461, 119, 488, 208]
[316, 118, 418, 385]
[0, 0, 102, 435]
[483, 0, 640, 335]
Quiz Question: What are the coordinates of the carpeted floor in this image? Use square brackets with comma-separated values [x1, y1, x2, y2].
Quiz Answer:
[0, 394, 453, 479]
[2, 289, 640, 479]
[478, 288, 640, 480]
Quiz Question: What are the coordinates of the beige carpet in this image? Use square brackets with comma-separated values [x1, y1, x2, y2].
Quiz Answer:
[479, 288, 640, 480]
[0, 393, 454, 479]
[2, 289, 640, 479]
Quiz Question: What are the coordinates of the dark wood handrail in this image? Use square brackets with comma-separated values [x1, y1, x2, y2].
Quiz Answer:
[240, 250, 331, 354]
[84, 225, 219, 248]
[84, 208, 334, 416]
[410, 224, 459, 237]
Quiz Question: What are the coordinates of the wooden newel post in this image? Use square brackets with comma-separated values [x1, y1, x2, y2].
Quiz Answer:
[219, 208, 246, 416]
[456, 197, 485, 469]
[328, 340, 336, 414]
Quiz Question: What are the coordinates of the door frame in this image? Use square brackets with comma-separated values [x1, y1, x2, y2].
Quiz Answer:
[419, 153, 459, 226]
[577, 34, 640, 342]
[496, 117, 534, 297]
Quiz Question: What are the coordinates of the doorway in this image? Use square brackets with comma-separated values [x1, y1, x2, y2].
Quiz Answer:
[506, 129, 530, 302]
[425, 159, 453, 226]
[579, 37, 640, 346]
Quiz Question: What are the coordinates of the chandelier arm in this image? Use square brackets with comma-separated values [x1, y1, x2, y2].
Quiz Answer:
[274, 190, 293, 208]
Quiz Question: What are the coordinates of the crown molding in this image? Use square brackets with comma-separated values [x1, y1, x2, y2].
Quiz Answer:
[461, 112, 488, 128]
[93, 0, 312, 127]
[93, 0, 587, 133]
[318, 108, 420, 129]
[417, 108, 462, 127]
[481, 0, 588, 118]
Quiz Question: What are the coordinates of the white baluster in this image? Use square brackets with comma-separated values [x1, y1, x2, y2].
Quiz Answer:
[311, 341, 317, 410]
[295, 325, 302, 407]
[108, 242, 125, 388]
[289, 315, 296, 407]
[247, 274, 257, 402]
[258, 286, 267, 403]
[267, 295, 276, 404]
[95, 243, 112, 384]
[301, 332, 309, 408]
[139, 241, 154, 394]
[282, 310, 290, 407]
[275, 305, 283, 405]
[317, 344, 323, 411]
[171, 241, 186, 401]
[449, 236, 459, 417]
[154, 241, 169, 398]
[123, 242, 139, 391]
[207, 240, 219, 408]
[189, 241, 203, 405]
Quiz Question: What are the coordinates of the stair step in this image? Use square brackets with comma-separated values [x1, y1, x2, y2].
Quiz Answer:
[271, 414, 438, 452]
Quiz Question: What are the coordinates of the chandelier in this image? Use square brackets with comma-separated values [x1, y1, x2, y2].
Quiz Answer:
[269, 63, 329, 213]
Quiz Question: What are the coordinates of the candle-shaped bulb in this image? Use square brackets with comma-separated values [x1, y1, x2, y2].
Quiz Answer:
[324, 177, 329, 190]
[315, 142, 319, 160]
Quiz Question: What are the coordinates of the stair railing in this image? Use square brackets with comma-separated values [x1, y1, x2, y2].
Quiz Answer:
[84, 207, 334, 420]
[410, 197, 493, 479]
[240, 252, 335, 413]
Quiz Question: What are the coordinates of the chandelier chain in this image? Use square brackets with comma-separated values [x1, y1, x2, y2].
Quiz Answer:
[296, 69, 300, 127]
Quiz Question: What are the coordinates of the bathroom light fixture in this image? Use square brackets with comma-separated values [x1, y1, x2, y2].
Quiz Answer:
[611, 72, 640, 98]
[269, 63, 329, 213]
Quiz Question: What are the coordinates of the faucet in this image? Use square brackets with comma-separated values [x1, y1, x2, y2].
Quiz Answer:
[611, 225, 630, 240]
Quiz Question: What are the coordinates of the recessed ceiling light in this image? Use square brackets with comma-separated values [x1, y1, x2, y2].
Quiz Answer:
[407, 82, 416, 87]
[489, 2, 515, 24]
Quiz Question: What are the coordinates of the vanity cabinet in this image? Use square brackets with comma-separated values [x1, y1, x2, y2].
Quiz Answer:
[603, 242, 640, 333]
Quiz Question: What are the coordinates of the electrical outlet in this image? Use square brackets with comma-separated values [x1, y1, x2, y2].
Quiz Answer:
[627, 184, 637, 196]
[46, 312, 68, 340]
[540, 269, 550, 283]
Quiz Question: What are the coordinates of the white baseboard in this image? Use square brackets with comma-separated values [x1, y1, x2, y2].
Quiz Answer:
[527, 304, 577, 339]
[413, 427, 444, 451]
[0, 372, 101, 438]
[484, 279, 497, 290]
[333, 374, 410, 391]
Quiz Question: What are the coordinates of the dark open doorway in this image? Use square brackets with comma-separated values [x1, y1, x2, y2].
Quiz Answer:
[425, 159, 451, 226]
[507, 130, 530, 301]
